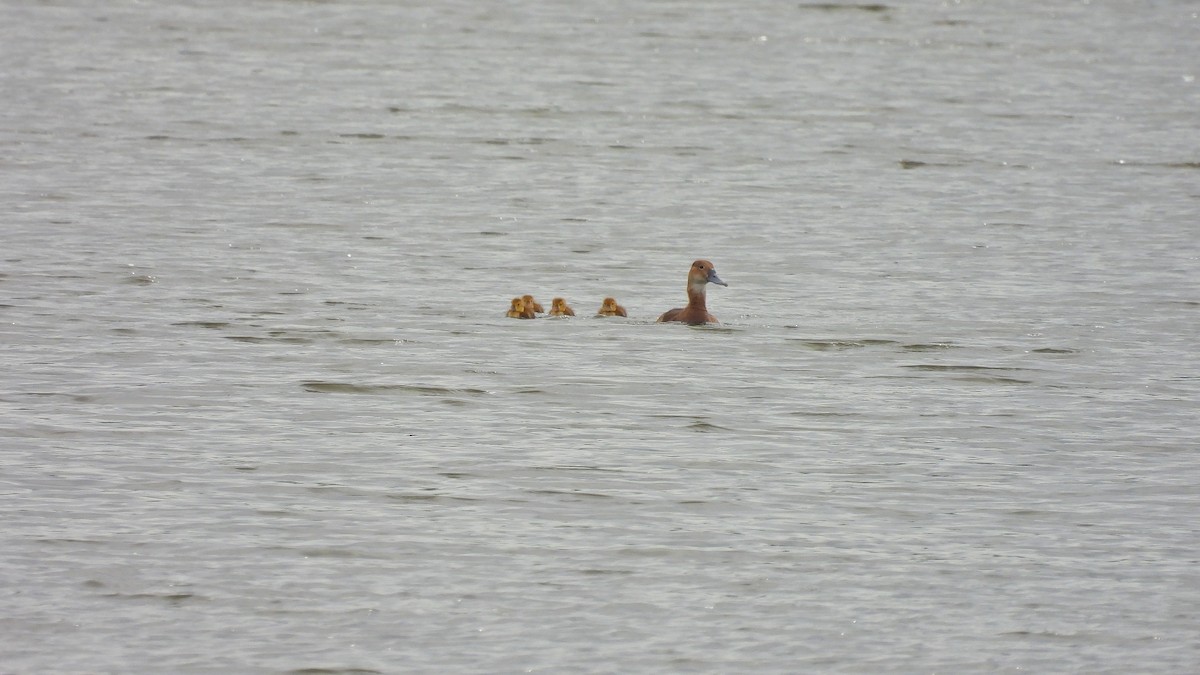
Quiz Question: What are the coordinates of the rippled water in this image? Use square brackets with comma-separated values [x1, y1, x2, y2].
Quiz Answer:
[3, 1, 1199, 672]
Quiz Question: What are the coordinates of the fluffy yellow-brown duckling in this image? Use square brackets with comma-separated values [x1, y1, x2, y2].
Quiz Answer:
[548, 297, 575, 316]
[522, 294, 545, 314]
[596, 297, 627, 317]
[506, 297, 535, 319]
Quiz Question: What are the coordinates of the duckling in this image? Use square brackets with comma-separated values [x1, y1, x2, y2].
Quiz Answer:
[506, 297, 535, 319]
[548, 297, 575, 316]
[596, 297, 627, 317]
[522, 294, 545, 314]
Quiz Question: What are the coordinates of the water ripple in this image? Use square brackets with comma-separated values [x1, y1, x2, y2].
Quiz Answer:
[300, 381, 490, 396]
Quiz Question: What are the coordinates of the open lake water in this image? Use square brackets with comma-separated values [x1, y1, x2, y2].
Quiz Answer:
[2, 1, 1198, 672]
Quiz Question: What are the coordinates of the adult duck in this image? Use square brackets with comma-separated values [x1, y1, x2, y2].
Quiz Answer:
[656, 259, 727, 325]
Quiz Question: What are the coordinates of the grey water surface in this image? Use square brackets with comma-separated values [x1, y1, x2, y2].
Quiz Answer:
[3, 1, 1199, 672]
